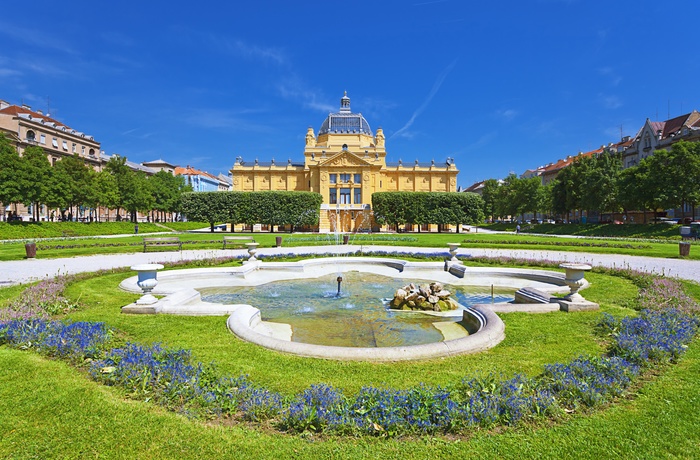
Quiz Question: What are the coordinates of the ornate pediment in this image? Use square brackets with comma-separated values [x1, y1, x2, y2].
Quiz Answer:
[318, 151, 372, 168]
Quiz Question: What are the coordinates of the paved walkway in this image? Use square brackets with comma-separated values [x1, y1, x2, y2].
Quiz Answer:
[2, 245, 700, 286]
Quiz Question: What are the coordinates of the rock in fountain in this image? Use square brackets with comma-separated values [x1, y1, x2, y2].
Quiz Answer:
[389, 281, 460, 312]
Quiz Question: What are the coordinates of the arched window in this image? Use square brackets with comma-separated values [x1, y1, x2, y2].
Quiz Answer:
[26, 130, 36, 142]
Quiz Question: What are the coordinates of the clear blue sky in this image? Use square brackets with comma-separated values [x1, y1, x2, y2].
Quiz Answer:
[2, 0, 699, 189]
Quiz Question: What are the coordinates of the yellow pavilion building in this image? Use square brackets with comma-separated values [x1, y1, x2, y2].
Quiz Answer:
[230, 92, 459, 232]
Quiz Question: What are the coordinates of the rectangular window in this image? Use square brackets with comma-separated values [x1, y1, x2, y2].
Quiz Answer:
[340, 188, 351, 204]
[329, 174, 337, 184]
[40, 134, 46, 144]
[62, 140, 68, 150]
[354, 188, 362, 204]
[329, 189, 337, 204]
[52, 138, 58, 148]
[340, 173, 351, 183]
[354, 174, 361, 184]
[82, 146, 85, 154]
[72, 143, 76, 153]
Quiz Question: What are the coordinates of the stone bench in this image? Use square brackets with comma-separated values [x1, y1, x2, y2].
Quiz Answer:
[143, 237, 182, 252]
[223, 236, 256, 249]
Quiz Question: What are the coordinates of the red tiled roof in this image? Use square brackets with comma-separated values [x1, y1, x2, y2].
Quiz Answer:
[661, 114, 688, 138]
[174, 166, 220, 181]
[0, 104, 69, 130]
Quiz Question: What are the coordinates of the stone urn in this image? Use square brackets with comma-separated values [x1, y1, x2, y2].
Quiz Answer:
[131, 263, 164, 305]
[559, 263, 592, 301]
[244, 242, 260, 263]
[447, 243, 461, 262]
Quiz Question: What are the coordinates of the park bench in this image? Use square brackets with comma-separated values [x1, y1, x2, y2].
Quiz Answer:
[223, 235, 255, 249]
[143, 237, 182, 252]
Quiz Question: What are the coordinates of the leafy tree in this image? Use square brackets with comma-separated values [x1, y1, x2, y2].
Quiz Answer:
[494, 174, 519, 220]
[90, 170, 120, 221]
[0, 134, 23, 219]
[150, 170, 191, 222]
[21, 146, 51, 221]
[372, 192, 483, 231]
[181, 191, 322, 232]
[123, 172, 154, 222]
[181, 192, 231, 232]
[104, 155, 134, 220]
[53, 154, 95, 219]
[480, 179, 501, 222]
[536, 182, 554, 219]
[514, 176, 541, 221]
[44, 161, 73, 219]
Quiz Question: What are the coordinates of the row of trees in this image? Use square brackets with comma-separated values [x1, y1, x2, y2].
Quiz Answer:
[480, 141, 700, 222]
[181, 191, 323, 232]
[372, 192, 484, 232]
[0, 134, 191, 222]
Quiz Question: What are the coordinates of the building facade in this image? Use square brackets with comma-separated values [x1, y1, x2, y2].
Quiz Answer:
[175, 165, 226, 192]
[230, 93, 459, 232]
[0, 100, 103, 221]
[622, 112, 700, 168]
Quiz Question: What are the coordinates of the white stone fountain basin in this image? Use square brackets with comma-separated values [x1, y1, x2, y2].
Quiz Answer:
[119, 257, 575, 361]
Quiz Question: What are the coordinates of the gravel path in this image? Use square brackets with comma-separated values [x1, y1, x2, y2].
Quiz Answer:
[2, 245, 700, 286]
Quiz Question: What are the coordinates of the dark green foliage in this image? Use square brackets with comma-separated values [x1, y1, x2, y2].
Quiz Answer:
[181, 191, 323, 232]
[372, 192, 484, 231]
[0, 134, 23, 210]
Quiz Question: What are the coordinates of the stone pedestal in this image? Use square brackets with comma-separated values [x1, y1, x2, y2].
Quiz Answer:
[447, 243, 461, 262]
[243, 242, 259, 264]
[131, 263, 164, 305]
[556, 263, 599, 312]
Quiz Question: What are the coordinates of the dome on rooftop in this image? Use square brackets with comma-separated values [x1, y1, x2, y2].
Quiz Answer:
[318, 92, 372, 136]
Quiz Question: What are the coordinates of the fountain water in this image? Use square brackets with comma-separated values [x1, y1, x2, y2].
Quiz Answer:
[120, 256, 574, 360]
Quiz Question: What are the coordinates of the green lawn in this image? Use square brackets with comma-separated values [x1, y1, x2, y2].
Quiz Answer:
[0, 244, 700, 459]
[1, 230, 696, 261]
[1, 260, 699, 458]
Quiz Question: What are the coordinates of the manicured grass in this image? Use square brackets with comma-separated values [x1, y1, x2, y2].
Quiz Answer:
[0, 221, 168, 240]
[483, 222, 684, 239]
[2, 341, 698, 459]
[2, 250, 700, 458]
[1, 230, 698, 261]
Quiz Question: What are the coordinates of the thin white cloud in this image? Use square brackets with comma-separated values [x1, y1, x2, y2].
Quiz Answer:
[598, 67, 622, 86]
[0, 22, 77, 55]
[183, 108, 271, 132]
[391, 59, 458, 139]
[496, 109, 519, 121]
[465, 131, 498, 151]
[216, 37, 287, 66]
[601, 94, 623, 109]
[22, 60, 71, 77]
[276, 79, 335, 113]
[0, 68, 21, 77]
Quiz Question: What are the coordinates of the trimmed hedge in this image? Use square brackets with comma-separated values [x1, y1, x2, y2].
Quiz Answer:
[181, 191, 323, 232]
[372, 192, 484, 232]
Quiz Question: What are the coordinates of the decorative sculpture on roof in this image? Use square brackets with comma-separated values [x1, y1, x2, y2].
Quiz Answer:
[376, 128, 385, 148]
[305, 127, 316, 147]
